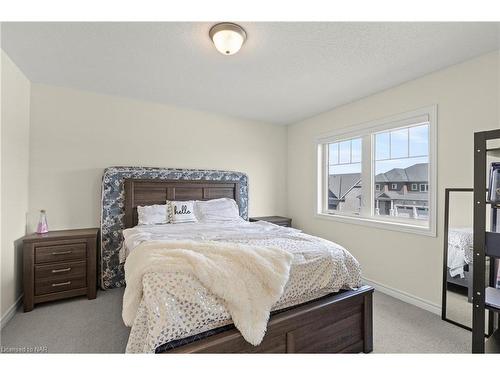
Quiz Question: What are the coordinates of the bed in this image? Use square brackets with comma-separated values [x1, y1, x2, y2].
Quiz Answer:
[446, 228, 498, 292]
[102, 171, 373, 354]
[447, 228, 473, 289]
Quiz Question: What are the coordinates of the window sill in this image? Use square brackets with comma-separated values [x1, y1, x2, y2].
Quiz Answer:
[314, 212, 436, 237]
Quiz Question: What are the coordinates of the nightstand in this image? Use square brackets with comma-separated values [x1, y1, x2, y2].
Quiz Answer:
[249, 216, 292, 227]
[22, 228, 99, 312]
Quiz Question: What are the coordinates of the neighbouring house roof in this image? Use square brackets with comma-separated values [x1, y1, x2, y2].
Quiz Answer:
[328, 173, 361, 199]
[376, 191, 429, 202]
[375, 163, 428, 183]
[404, 163, 429, 181]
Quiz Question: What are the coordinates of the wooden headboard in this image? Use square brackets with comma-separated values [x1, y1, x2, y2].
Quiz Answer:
[123, 179, 241, 228]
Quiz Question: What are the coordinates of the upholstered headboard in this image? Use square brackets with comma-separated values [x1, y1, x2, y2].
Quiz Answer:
[100, 167, 248, 289]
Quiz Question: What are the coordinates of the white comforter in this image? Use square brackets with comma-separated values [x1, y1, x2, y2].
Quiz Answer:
[122, 219, 362, 353]
[123, 239, 293, 345]
[447, 228, 473, 278]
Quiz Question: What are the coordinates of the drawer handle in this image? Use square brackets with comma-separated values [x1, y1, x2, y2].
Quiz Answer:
[51, 281, 71, 287]
[51, 251, 72, 255]
[52, 267, 71, 273]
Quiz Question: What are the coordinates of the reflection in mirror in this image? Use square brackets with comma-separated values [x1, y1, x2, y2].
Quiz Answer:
[487, 145, 500, 292]
[442, 189, 493, 333]
[486, 138, 500, 155]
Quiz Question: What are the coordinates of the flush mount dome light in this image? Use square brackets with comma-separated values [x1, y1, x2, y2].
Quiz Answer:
[209, 23, 247, 56]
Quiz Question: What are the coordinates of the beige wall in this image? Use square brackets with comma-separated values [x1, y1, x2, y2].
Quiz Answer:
[287, 51, 499, 308]
[28, 84, 287, 231]
[1, 50, 31, 320]
[448, 192, 474, 228]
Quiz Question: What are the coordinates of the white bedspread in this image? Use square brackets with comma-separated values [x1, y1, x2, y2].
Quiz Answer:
[123, 220, 362, 353]
[123, 239, 293, 345]
[447, 228, 473, 278]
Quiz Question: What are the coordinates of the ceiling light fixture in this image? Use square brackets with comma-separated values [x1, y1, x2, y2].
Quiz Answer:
[209, 23, 247, 56]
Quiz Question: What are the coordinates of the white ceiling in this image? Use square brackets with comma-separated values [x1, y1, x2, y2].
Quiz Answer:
[2, 22, 499, 125]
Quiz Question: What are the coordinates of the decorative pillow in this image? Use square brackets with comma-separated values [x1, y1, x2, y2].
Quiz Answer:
[168, 200, 198, 224]
[137, 204, 168, 225]
[194, 198, 241, 222]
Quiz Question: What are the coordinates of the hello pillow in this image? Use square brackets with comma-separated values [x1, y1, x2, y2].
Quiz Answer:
[167, 200, 198, 224]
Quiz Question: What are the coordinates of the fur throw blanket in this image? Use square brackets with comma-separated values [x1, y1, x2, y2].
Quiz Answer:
[122, 240, 293, 345]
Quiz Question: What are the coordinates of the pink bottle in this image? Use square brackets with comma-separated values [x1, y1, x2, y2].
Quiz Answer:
[36, 209, 48, 234]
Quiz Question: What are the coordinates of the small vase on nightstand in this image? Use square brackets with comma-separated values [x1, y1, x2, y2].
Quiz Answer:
[36, 210, 48, 234]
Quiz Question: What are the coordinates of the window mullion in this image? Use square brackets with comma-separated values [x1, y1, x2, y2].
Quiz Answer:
[360, 134, 372, 217]
[323, 144, 329, 213]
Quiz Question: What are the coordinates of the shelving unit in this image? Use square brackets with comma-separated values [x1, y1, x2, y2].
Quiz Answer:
[472, 129, 500, 353]
[485, 287, 500, 312]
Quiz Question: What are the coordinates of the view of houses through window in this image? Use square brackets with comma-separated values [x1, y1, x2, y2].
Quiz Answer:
[374, 124, 429, 221]
[328, 138, 362, 215]
[327, 123, 429, 223]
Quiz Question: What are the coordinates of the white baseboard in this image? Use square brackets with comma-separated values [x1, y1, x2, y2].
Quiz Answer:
[362, 277, 441, 316]
[0, 294, 23, 330]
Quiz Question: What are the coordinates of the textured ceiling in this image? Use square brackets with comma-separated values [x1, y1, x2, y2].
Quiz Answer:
[2, 22, 499, 124]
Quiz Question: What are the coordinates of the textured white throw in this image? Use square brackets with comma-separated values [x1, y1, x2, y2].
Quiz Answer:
[122, 240, 293, 345]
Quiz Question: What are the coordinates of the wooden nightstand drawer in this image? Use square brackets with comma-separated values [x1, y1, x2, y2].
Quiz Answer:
[35, 275, 87, 296]
[35, 243, 86, 264]
[35, 260, 86, 280]
[22, 228, 99, 312]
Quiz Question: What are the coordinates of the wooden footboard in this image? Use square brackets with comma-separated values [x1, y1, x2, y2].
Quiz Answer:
[162, 285, 374, 353]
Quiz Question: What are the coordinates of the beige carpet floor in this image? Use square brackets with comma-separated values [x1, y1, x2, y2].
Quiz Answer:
[0, 289, 470, 353]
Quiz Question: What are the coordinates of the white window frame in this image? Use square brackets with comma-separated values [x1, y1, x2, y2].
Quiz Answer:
[420, 183, 428, 192]
[391, 183, 398, 190]
[411, 183, 418, 191]
[315, 105, 437, 237]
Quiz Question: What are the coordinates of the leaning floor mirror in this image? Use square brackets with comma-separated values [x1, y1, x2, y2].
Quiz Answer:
[442, 188, 492, 332]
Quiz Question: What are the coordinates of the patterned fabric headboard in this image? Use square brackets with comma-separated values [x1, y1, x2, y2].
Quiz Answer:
[100, 166, 249, 289]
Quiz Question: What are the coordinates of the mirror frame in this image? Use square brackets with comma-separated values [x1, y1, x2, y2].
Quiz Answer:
[441, 187, 473, 331]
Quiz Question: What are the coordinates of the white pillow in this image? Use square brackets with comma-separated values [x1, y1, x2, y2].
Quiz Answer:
[195, 198, 241, 222]
[137, 204, 168, 225]
[168, 200, 198, 224]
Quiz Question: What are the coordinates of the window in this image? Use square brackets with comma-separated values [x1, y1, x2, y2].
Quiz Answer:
[374, 123, 429, 221]
[316, 106, 436, 236]
[327, 138, 362, 215]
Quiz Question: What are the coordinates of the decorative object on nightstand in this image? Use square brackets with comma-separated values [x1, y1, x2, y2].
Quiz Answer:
[22, 228, 99, 312]
[249, 216, 292, 227]
[36, 209, 49, 234]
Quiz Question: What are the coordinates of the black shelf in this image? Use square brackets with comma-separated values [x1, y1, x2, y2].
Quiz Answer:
[485, 329, 500, 353]
[486, 232, 500, 258]
[485, 287, 500, 314]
